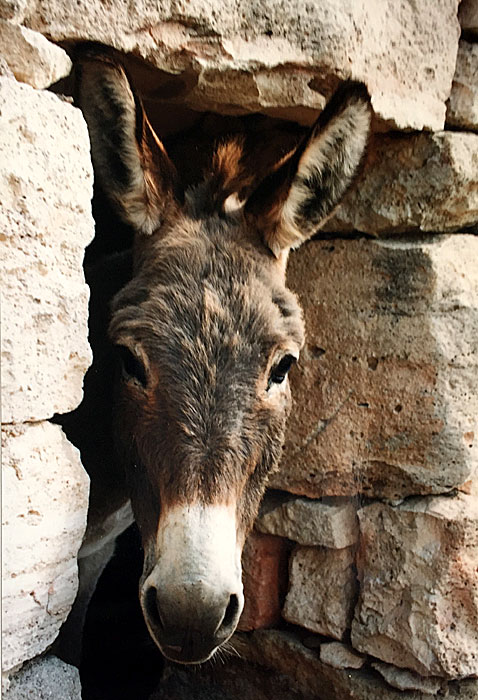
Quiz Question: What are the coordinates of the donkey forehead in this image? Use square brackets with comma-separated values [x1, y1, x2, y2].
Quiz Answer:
[110, 225, 305, 360]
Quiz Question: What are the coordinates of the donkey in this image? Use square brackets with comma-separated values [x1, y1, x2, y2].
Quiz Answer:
[64, 47, 371, 667]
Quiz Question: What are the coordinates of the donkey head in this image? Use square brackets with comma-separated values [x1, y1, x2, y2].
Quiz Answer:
[77, 49, 371, 665]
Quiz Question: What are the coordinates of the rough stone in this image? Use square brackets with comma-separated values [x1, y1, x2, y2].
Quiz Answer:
[352, 493, 478, 678]
[319, 642, 365, 670]
[256, 494, 359, 548]
[446, 41, 478, 131]
[238, 530, 288, 632]
[459, 0, 478, 38]
[0, 21, 72, 89]
[0, 54, 14, 77]
[283, 546, 356, 640]
[3, 655, 81, 699]
[371, 661, 446, 695]
[271, 236, 478, 501]
[324, 132, 478, 235]
[234, 629, 478, 700]
[0, 0, 28, 22]
[1, 422, 89, 674]
[23, 0, 460, 130]
[0, 77, 94, 423]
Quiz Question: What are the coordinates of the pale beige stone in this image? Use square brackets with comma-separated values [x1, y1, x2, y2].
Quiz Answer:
[283, 546, 356, 640]
[0, 78, 94, 423]
[271, 236, 478, 501]
[352, 494, 478, 678]
[447, 41, 478, 131]
[319, 642, 365, 670]
[1, 422, 89, 674]
[0, 0, 28, 22]
[372, 661, 446, 695]
[23, 0, 460, 131]
[0, 21, 72, 89]
[324, 132, 478, 235]
[256, 494, 358, 548]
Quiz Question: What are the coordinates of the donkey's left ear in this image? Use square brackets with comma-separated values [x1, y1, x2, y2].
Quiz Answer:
[245, 82, 372, 257]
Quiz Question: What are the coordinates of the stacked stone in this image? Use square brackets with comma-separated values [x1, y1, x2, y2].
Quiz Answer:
[237, 5, 478, 699]
[0, 16, 93, 697]
[1, 1, 477, 699]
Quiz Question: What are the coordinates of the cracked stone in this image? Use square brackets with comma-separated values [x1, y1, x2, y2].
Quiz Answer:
[319, 642, 366, 670]
[283, 545, 356, 640]
[446, 40, 478, 131]
[371, 661, 446, 695]
[352, 493, 478, 678]
[0, 21, 72, 89]
[271, 236, 478, 500]
[0, 77, 94, 423]
[1, 422, 89, 675]
[324, 132, 478, 235]
[256, 494, 359, 549]
[23, 0, 460, 130]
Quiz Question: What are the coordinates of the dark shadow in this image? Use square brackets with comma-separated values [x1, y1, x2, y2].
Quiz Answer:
[80, 524, 164, 700]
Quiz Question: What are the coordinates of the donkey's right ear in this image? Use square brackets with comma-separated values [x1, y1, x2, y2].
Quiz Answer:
[75, 48, 183, 235]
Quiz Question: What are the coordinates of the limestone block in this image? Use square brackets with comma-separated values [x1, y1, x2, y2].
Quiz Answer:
[446, 41, 478, 131]
[271, 236, 478, 501]
[1, 422, 89, 674]
[0, 78, 94, 423]
[0, 0, 27, 22]
[238, 530, 288, 632]
[235, 629, 478, 700]
[324, 132, 478, 235]
[23, 0, 460, 130]
[371, 661, 446, 695]
[351, 494, 478, 678]
[256, 494, 358, 548]
[283, 546, 356, 640]
[3, 655, 81, 699]
[0, 21, 72, 89]
[459, 0, 478, 38]
[0, 53, 13, 77]
[319, 642, 365, 670]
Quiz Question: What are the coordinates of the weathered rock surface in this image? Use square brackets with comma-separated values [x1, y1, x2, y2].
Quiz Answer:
[0, 77, 94, 423]
[324, 132, 478, 234]
[2, 422, 89, 674]
[24, 0, 460, 130]
[459, 0, 478, 38]
[271, 236, 478, 501]
[371, 661, 446, 695]
[3, 655, 81, 699]
[0, 0, 27, 22]
[0, 21, 71, 89]
[283, 545, 356, 640]
[352, 493, 478, 678]
[446, 41, 478, 131]
[238, 530, 288, 632]
[319, 642, 365, 670]
[256, 494, 358, 548]
[234, 629, 478, 700]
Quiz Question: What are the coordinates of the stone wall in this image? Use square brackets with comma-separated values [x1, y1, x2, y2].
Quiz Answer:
[0, 26, 92, 695]
[1, 1, 477, 698]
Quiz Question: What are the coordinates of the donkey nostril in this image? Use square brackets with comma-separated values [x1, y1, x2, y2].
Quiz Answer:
[218, 594, 240, 634]
[145, 586, 164, 631]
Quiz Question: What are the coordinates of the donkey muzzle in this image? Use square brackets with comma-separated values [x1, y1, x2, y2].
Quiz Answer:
[140, 503, 244, 664]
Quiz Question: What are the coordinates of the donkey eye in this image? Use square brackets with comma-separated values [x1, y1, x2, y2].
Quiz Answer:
[117, 346, 147, 387]
[267, 354, 297, 390]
